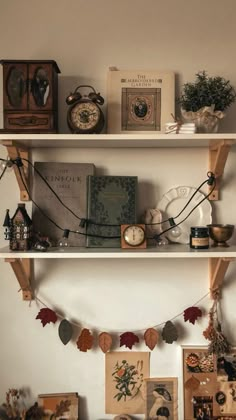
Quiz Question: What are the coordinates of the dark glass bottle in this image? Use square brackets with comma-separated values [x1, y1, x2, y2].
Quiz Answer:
[190, 226, 209, 249]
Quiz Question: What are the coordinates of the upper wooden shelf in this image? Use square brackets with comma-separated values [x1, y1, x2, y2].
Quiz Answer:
[0, 133, 236, 149]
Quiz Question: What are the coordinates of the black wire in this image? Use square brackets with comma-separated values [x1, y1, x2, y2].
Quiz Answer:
[0, 163, 7, 180]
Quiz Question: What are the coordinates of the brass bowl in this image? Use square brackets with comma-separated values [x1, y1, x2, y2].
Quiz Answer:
[207, 224, 235, 247]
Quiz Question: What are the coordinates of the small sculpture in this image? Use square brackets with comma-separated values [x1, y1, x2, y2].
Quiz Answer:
[3, 204, 32, 251]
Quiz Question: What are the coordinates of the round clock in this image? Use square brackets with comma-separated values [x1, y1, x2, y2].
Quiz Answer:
[121, 224, 147, 249]
[66, 85, 105, 134]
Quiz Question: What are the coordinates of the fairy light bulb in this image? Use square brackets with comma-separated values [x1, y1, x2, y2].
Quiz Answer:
[0, 157, 14, 172]
[58, 229, 70, 250]
[154, 235, 169, 247]
[168, 218, 182, 238]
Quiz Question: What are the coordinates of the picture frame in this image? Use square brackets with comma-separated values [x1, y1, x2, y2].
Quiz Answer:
[107, 68, 175, 134]
[144, 377, 178, 420]
[38, 392, 79, 420]
[105, 351, 150, 414]
[183, 346, 236, 419]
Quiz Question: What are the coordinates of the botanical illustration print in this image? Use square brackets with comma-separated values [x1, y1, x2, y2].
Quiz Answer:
[105, 352, 150, 414]
[145, 377, 178, 420]
[112, 359, 144, 402]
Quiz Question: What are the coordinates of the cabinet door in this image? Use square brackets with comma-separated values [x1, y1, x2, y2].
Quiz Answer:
[3, 63, 28, 110]
[28, 63, 53, 110]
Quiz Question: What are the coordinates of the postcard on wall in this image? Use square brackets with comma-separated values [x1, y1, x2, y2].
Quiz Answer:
[107, 68, 175, 134]
[38, 392, 79, 420]
[183, 346, 236, 419]
[105, 351, 150, 414]
[144, 377, 178, 420]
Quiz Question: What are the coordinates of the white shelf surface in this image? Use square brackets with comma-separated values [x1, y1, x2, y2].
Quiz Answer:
[0, 133, 236, 149]
[1, 245, 236, 259]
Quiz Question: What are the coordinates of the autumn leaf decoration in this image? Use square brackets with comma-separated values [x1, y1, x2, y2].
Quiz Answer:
[77, 328, 94, 352]
[162, 321, 178, 344]
[36, 308, 57, 327]
[99, 332, 113, 353]
[120, 332, 139, 349]
[184, 306, 203, 324]
[144, 328, 159, 350]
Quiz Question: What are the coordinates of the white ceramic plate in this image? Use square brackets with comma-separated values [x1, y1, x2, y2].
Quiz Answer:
[156, 186, 212, 244]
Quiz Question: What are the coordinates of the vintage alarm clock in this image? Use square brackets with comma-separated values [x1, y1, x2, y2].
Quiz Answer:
[66, 85, 105, 134]
[121, 224, 147, 249]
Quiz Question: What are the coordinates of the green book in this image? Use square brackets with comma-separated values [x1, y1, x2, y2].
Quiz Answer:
[86, 175, 138, 247]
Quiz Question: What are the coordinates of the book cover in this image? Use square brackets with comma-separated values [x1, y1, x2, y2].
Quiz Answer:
[107, 68, 175, 134]
[86, 175, 138, 248]
[32, 162, 95, 247]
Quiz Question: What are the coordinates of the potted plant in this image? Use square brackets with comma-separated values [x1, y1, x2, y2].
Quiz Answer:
[178, 71, 236, 132]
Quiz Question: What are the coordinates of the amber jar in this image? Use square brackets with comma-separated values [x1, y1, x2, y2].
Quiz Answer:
[190, 226, 209, 249]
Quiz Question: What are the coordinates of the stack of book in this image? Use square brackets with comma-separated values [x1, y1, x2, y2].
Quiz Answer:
[178, 123, 196, 134]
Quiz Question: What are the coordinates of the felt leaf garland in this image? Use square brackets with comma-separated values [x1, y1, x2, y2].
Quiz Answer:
[58, 319, 73, 345]
[162, 321, 178, 343]
[120, 332, 139, 349]
[144, 328, 159, 350]
[77, 328, 93, 352]
[98, 332, 112, 353]
[36, 308, 57, 327]
[184, 306, 202, 324]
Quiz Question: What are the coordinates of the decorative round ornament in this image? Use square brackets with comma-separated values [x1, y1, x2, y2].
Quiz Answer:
[121, 224, 147, 249]
[66, 85, 105, 134]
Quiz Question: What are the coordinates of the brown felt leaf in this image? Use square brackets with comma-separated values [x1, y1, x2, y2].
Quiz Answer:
[162, 321, 178, 344]
[36, 308, 57, 327]
[120, 332, 139, 349]
[144, 328, 159, 350]
[58, 319, 73, 345]
[184, 306, 202, 324]
[77, 328, 94, 352]
[184, 375, 200, 390]
[98, 332, 112, 353]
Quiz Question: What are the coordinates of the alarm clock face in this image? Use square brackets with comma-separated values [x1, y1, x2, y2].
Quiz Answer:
[123, 225, 146, 247]
[70, 102, 100, 132]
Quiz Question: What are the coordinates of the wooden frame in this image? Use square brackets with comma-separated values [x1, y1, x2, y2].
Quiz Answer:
[38, 392, 79, 420]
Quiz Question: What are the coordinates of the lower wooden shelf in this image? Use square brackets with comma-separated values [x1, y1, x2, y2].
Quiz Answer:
[0, 245, 235, 300]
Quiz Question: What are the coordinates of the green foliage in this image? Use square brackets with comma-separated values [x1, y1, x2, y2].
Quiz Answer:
[178, 71, 236, 112]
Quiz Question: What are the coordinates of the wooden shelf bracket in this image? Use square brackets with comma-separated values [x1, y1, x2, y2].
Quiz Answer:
[5, 257, 33, 300]
[209, 139, 233, 200]
[209, 257, 235, 299]
[2, 140, 29, 201]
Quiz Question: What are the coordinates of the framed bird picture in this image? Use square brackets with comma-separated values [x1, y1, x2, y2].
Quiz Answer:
[144, 377, 178, 420]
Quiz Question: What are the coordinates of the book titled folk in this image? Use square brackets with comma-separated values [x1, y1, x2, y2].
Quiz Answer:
[32, 162, 95, 246]
[86, 175, 138, 247]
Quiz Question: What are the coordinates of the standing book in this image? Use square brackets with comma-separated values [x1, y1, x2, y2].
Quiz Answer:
[86, 175, 138, 248]
[32, 162, 95, 247]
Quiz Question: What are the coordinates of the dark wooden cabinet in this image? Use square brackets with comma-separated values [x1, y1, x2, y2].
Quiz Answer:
[1, 60, 60, 132]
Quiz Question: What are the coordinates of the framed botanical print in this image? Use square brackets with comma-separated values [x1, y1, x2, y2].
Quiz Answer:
[144, 377, 178, 420]
[105, 351, 150, 414]
[107, 68, 175, 134]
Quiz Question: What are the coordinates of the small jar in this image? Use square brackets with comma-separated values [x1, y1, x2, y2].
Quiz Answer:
[190, 226, 209, 249]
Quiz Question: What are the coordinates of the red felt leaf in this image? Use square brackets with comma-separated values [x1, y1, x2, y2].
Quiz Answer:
[36, 308, 58, 327]
[120, 332, 139, 349]
[184, 306, 202, 324]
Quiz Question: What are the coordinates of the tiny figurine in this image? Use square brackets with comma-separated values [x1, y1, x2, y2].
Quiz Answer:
[3, 204, 32, 251]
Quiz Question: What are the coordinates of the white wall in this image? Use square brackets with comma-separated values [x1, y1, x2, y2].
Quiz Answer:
[0, 1, 236, 419]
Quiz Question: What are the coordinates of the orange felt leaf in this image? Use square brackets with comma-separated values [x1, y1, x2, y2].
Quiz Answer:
[77, 328, 93, 352]
[144, 328, 159, 350]
[184, 375, 200, 390]
[98, 332, 113, 353]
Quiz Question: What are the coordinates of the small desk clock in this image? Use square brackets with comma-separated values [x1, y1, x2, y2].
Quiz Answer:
[121, 224, 147, 249]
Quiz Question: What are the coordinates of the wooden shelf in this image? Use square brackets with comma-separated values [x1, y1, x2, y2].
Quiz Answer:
[0, 132, 236, 148]
[1, 244, 236, 259]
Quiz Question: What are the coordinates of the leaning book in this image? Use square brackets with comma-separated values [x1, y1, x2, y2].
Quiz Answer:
[107, 68, 175, 134]
[86, 175, 138, 247]
[32, 162, 95, 247]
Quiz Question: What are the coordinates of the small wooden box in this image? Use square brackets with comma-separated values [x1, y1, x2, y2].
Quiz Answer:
[1, 59, 60, 133]
[38, 392, 79, 420]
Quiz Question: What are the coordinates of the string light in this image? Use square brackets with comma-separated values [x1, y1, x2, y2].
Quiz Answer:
[0, 156, 216, 243]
